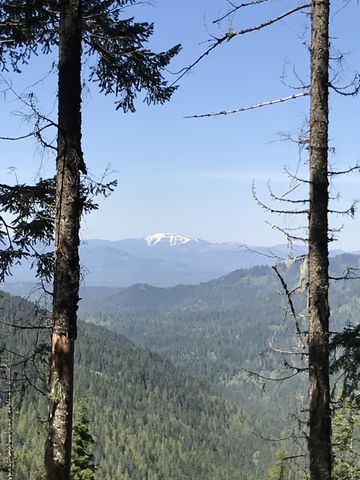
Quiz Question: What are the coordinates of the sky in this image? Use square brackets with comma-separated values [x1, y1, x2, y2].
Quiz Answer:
[0, 0, 359, 249]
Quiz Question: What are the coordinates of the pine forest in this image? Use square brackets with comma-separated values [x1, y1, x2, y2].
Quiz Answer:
[0, 1, 359, 480]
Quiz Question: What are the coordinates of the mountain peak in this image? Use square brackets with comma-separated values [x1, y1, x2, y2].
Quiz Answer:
[145, 233, 197, 247]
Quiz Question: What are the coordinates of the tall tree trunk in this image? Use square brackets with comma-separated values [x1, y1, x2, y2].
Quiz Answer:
[7, 362, 13, 480]
[308, 0, 331, 478]
[45, 1, 85, 479]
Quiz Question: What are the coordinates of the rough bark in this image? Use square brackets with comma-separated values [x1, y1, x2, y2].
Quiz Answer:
[45, 1, 85, 479]
[7, 364, 13, 480]
[308, 1, 331, 479]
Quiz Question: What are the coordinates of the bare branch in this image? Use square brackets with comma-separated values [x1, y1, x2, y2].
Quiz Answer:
[213, 0, 269, 25]
[252, 183, 309, 215]
[253, 430, 295, 442]
[284, 166, 310, 184]
[272, 265, 297, 318]
[241, 245, 285, 262]
[173, 3, 311, 87]
[329, 73, 360, 97]
[0, 319, 49, 330]
[329, 266, 360, 281]
[185, 92, 309, 119]
[329, 164, 360, 176]
[244, 367, 306, 382]
[0, 124, 53, 142]
[280, 182, 303, 199]
[329, 202, 357, 218]
[266, 223, 308, 244]
[267, 180, 309, 205]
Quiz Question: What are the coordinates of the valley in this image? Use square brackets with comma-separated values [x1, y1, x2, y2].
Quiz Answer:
[2, 247, 360, 478]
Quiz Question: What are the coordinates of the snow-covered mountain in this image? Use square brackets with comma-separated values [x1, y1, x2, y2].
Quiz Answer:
[4, 233, 345, 288]
[77, 233, 305, 286]
[145, 233, 199, 247]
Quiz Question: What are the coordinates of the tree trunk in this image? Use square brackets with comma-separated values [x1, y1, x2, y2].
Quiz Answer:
[45, 1, 85, 479]
[308, 0, 331, 479]
[7, 363, 13, 480]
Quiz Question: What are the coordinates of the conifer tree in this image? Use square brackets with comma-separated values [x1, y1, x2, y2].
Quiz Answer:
[332, 396, 360, 480]
[0, 2, 180, 479]
[71, 401, 96, 480]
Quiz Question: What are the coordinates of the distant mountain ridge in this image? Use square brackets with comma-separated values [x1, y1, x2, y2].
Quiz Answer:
[72, 233, 347, 286]
[144, 232, 200, 246]
[4, 232, 348, 287]
[79, 252, 360, 314]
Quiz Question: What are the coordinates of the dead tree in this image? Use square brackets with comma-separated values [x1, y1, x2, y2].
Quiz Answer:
[179, 1, 358, 478]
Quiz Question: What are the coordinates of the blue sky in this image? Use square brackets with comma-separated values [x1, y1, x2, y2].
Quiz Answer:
[0, 0, 359, 249]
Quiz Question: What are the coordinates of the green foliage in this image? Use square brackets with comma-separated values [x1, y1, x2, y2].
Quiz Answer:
[267, 449, 289, 480]
[0, 291, 261, 480]
[83, 2, 181, 111]
[332, 397, 360, 480]
[331, 324, 360, 398]
[0, 0, 179, 282]
[0, 1, 58, 73]
[0, 1, 180, 109]
[71, 401, 97, 480]
[83, 264, 306, 425]
[1, 255, 360, 478]
[82, 254, 360, 476]
[0, 176, 117, 282]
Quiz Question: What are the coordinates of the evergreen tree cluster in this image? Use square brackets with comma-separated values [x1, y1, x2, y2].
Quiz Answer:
[0, 291, 263, 480]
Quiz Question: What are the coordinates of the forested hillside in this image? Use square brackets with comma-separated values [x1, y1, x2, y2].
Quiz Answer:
[2, 255, 359, 477]
[0, 0, 358, 478]
[81, 254, 360, 450]
[0, 291, 266, 480]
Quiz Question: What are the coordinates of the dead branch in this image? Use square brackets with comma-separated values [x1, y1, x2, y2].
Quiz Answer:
[329, 73, 360, 96]
[244, 367, 305, 382]
[268, 311, 307, 356]
[185, 92, 309, 119]
[252, 184, 309, 215]
[329, 266, 360, 281]
[173, 3, 311, 87]
[267, 180, 308, 205]
[328, 202, 357, 217]
[279, 182, 303, 199]
[272, 265, 297, 318]
[213, 0, 269, 24]
[266, 223, 308, 244]
[0, 124, 53, 142]
[329, 164, 360, 176]
[253, 429, 295, 442]
[284, 166, 310, 184]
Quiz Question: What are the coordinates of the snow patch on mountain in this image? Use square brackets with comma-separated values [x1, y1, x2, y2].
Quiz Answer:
[145, 233, 198, 247]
